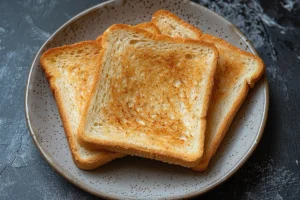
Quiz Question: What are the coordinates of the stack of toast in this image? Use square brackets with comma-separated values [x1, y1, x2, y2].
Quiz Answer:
[40, 10, 264, 171]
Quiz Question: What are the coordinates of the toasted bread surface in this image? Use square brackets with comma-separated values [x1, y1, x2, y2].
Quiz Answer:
[40, 41, 124, 170]
[152, 10, 202, 40]
[79, 24, 218, 167]
[153, 11, 264, 171]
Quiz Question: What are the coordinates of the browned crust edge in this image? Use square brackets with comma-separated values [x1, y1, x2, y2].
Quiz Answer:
[191, 34, 265, 172]
[40, 41, 124, 170]
[96, 35, 102, 46]
[78, 24, 218, 167]
[151, 10, 203, 39]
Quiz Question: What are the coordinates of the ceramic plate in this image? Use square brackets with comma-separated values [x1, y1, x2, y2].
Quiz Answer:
[25, 0, 269, 199]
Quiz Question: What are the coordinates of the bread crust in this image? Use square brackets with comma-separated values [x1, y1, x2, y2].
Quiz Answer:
[78, 24, 218, 167]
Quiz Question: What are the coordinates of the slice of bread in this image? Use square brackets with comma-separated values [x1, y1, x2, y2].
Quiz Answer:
[40, 41, 124, 170]
[40, 23, 161, 170]
[152, 10, 265, 171]
[78, 24, 218, 167]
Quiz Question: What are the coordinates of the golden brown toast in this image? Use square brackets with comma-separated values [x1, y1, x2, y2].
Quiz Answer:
[78, 24, 218, 167]
[40, 41, 124, 170]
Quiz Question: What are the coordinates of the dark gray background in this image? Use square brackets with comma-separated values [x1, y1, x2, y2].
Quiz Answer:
[0, 0, 299, 199]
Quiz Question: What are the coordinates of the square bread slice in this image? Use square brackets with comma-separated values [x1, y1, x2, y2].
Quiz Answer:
[40, 23, 161, 170]
[78, 24, 218, 167]
[40, 41, 124, 170]
[152, 10, 265, 171]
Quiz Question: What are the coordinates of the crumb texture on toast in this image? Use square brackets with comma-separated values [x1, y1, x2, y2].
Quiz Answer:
[80, 25, 218, 166]
[42, 42, 100, 116]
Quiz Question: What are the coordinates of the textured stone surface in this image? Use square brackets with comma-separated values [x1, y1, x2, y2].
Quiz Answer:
[0, 0, 299, 199]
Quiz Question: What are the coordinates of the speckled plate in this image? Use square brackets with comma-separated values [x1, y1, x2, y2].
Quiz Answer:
[25, 0, 269, 199]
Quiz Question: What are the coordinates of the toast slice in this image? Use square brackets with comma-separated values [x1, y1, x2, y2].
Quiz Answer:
[78, 24, 218, 167]
[40, 41, 124, 170]
[40, 22, 161, 170]
[152, 10, 265, 171]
